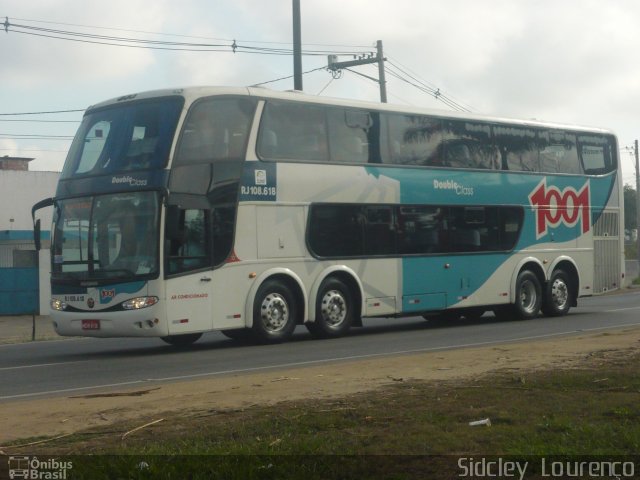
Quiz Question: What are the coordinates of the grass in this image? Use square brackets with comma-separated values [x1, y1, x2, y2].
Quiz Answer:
[4, 348, 640, 479]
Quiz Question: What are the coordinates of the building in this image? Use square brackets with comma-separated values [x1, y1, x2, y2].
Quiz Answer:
[0, 155, 34, 171]
[0, 156, 59, 314]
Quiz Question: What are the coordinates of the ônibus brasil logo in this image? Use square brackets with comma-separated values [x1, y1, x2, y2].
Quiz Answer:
[528, 178, 590, 239]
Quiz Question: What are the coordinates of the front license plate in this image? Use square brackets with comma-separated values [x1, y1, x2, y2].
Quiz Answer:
[82, 319, 100, 330]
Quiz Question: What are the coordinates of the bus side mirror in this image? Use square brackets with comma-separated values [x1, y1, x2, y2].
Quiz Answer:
[34, 219, 42, 251]
[32, 197, 54, 252]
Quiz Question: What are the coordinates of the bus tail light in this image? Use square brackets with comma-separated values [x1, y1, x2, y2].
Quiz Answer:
[122, 296, 159, 310]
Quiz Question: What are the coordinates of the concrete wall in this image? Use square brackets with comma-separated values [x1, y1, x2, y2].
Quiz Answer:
[0, 170, 59, 231]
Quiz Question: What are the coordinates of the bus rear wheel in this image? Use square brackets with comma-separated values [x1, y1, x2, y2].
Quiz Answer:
[307, 278, 354, 338]
[251, 280, 298, 344]
[513, 270, 542, 320]
[541, 269, 572, 317]
[161, 332, 202, 346]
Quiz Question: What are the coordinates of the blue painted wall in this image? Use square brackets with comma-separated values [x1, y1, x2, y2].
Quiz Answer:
[0, 268, 39, 315]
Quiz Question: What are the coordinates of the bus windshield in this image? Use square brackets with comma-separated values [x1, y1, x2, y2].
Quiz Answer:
[61, 97, 184, 178]
[52, 191, 160, 283]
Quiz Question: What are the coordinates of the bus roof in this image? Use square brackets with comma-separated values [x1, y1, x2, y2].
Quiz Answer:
[86, 85, 615, 137]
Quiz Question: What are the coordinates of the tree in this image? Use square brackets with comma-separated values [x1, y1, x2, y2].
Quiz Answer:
[624, 184, 637, 231]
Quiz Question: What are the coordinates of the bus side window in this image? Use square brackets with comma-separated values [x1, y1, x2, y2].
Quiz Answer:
[397, 206, 448, 254]
[175, 98, 255, 165]
[364, 206, 395, 255]
[165, 208, 211, 275]
[383, 114, 442, 166]
[539, 130, 581, 174]
[493, 126, 539, 171]
[258, 101, 328, 162]
[441, 121, 497, 170]
[327, 108, 370, 164]
[578, 134, 616, 175]
[499, 207, 524, 250]
[308, 205, 364, 257]
[211, 206, 236, 266]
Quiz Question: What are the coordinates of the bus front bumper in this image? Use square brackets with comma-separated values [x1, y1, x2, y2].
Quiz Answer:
[51, 308, 168, 338]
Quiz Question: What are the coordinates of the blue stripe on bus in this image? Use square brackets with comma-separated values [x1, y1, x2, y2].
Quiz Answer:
[366, 166, 616, 247]
[402, 253, 509, 311]
[364, 166, 617, 311]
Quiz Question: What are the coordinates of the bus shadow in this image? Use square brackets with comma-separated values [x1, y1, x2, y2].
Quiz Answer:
[59, 310, 583, 360]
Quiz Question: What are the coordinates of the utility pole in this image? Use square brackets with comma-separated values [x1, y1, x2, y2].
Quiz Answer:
[328, 39, 388, 103]
[376, 40, 387, 103]
[292, 0, 303, 91]
[635, 139, 640, 262]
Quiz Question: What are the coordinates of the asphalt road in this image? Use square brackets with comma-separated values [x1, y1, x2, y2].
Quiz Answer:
[2, 290, 640, 402]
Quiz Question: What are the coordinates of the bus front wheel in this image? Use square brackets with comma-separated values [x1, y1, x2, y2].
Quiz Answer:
[307, 278, 354, 338]
[252, 280, 298, 344]
[161, 333, 202, 347]
[541, 269, 572, 317]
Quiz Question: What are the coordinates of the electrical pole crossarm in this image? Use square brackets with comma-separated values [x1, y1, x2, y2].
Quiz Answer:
[327, 56, 381, 71]
[328, 40, 387, 103]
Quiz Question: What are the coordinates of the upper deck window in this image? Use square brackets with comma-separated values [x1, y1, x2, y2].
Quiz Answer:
[538, 131, 581, 174]
[174, 97, 256, 166]
[61, 97, 183, 179]
[258, 101, 329, 162]
[255, 98, 616, 176]
[579, 134, 616, 175]
[258, 101, 384, 163]
[384, 114, 442, 166]
[440, 120, 499, 170]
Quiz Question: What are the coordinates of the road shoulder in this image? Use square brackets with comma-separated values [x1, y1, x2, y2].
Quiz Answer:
[1, 325, 639, 445]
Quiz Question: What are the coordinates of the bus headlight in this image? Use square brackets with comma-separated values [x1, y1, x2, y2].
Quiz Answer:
[50, 298, 67, 311]
[121, 296, 159, 310]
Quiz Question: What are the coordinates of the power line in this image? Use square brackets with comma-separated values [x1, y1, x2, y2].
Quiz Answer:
[385, 56, 475, 112]
[0, 119, 80, 123]
[251, 66, 326, 87]
[382, 63, 471, 112]
[4, 18, 373, 57]
[4, 18, 475, 113]
[384, 64, 466, 111]
[0, 148, 68, 153]
[0, 108, 84, 116]
[0, 68, 328, 120]
[316, 77, 334, 96]
[0, 134, 74, 140]
[8, 16, 373, 49]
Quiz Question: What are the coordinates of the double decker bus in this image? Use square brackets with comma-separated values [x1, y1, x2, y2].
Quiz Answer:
[33, 87, 623, 346]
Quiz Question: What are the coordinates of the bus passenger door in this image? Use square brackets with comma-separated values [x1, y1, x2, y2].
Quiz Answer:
[164, 207, 214, 334]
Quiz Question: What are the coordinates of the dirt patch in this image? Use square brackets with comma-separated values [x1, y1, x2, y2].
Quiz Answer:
[1, 326, 640, 446]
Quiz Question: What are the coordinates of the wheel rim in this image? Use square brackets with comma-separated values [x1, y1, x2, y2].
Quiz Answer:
[550, 278, 569, 310]
[260, 293, 289, 332]
[519, 279, 538, 314]
[320, 289, 347, 328]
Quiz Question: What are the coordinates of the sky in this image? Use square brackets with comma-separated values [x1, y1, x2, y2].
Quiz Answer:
[1, 0, 639, 185]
